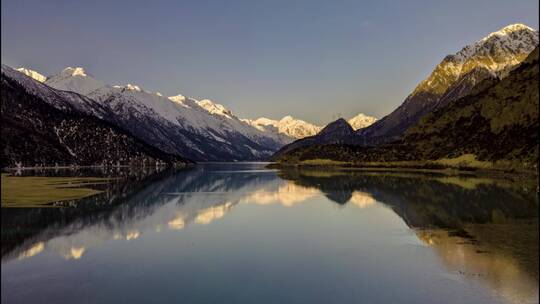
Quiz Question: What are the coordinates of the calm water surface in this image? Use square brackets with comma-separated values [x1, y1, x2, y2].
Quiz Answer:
[1, 163, 538, 304]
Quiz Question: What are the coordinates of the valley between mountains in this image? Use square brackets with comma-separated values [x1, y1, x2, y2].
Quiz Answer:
[1, 23, 538, 173]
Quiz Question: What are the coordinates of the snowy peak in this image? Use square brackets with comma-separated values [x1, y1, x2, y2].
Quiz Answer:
[168, 94, 203, 109]
[253, 117, 278, 126]
[456, 23, 538, 61]
[241, 117, 277, 132]
[61, 67, 88, 77]
[115, 84, 143, 92]
[46, 67, 105, 95]
[275, 116, 321, 139]
[348, 113, 377, 130]
[168, 94, 186, 104]
[244, 115, 321, 139]
[414, 23, 538, 95]
[196, 99, 234, 119]
[16, 68, 47, 82]
[480, 23, 535, 41]
[245, 114, 376, 138]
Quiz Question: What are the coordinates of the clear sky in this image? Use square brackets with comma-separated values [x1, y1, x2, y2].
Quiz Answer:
[2, 0, 538, 125]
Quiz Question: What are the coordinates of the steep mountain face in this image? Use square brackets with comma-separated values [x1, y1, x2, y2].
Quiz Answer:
[270, 118, 355, 160]
[433, 66, 496, 110]
[404, 46, 539, 164]
[2, 65, 115, 120]
[41, 68, 286, 161]
[1, 66, 190, 168]
[347, 113, 377, 130]
[273, 47, 539, 171]
[356, 23, 538, 144]
[16, 68, 46, 82]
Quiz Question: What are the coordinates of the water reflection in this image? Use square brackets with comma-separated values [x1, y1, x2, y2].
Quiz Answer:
[349, 191, 377, 209]
[1, 164, 538, 304]
[2, 164, 280, 261]
[278, 168, 539, 304]
[240, 183, 320, 207]
[415, 227, 538, 304]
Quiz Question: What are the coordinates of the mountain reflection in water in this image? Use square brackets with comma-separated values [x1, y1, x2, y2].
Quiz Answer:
[1, 164, 538, 304]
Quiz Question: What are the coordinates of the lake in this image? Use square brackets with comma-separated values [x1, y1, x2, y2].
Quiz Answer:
[1, 163, 538, 304]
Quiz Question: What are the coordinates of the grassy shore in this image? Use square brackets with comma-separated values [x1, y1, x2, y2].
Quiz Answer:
[269, 154, 538, 177]
[1, 174, 114, 207]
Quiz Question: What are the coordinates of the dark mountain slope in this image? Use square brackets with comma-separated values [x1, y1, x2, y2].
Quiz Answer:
[270, 25, 538, 157]
[273, 47, 539, 171]
[404, 46, 538, 163]
[270, 118, 354, 160]
[1, 73, 192, 168]
[353, 24, 538, 145]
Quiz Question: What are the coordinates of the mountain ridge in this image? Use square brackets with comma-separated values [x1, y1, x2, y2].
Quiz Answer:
[16, 68, 46, 82]
[270, 23, 538, 158]
[40, 68, 286, 161]
[1, 66, 191, 168]
[355, 23, 538, 144]
[35, 65, 377, 156]
[242, 112, 377, 141]
[273, 46, 539, 171]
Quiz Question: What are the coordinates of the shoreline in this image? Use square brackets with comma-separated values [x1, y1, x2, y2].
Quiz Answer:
[1, 163, 194, 171]
[267, 162, 539, 180]
[3, 161, 537, 177]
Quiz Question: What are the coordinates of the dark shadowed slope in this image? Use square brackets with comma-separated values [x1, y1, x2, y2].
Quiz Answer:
[273, 47, 539, 171]
[270, 25, 538, 160]
[355, 24, 538, 145]
[270, 118, 354, 160]
[1, 70, 192, 168]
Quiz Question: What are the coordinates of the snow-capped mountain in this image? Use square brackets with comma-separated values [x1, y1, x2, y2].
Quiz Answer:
[269, 23, 539, 160]
[196, 99, 234, 119]
[40, 68, 289, 161]
[6, 65, 377, 161]
[412, 23, 538, 96]
[347, 113, 377, 130]
[45, 67, 105, 95]
[357, 23, 539, 143]
[1, 65, 189, 167]
[243, 116, 321, 140]
[16, 68, 47, 82]
[3, 65, 113, 119]
[243, 113, 376, 139]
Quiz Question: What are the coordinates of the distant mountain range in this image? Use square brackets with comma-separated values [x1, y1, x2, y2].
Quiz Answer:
[272, 23, 539, 170]
[3, 65, 376, 165]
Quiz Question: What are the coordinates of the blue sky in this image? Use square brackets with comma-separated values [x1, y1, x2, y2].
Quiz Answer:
[2, 0, 538, 124]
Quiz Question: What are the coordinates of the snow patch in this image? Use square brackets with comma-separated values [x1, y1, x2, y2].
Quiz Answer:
[16, 68, 47, 82]
[348, 113, 377, 130]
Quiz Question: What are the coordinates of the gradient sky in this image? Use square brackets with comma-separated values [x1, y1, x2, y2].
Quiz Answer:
[2, 0, 538, 125]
